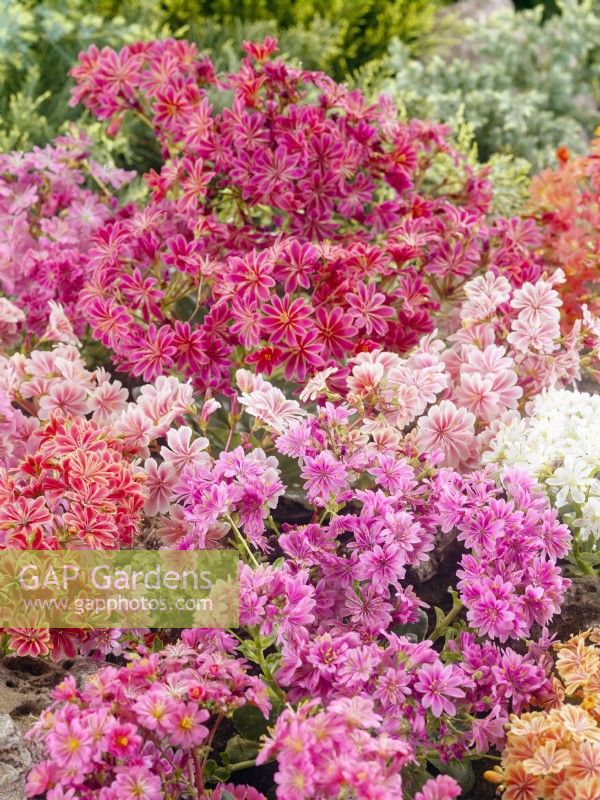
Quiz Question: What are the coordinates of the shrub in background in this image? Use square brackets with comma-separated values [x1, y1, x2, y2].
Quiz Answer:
[0, 0, 170, 153]
[379, 0, 600, 169]
[156, 0, 443, 78]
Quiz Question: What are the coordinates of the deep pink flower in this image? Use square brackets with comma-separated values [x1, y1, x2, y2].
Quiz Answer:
[413, 662, 466, 717]
[301, 451, 348, 505]
[262, 294, 313, 346]
[129, 324, 177, 382]
[163, 701, 210, 747]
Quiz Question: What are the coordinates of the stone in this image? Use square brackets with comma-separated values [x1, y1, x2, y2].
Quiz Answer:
[552, 576, 600, 641]
[0, 712, 35, 799]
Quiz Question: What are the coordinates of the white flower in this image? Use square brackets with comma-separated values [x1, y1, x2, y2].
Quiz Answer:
[485, 388, 600, 540]
[546, 457, 593, 507]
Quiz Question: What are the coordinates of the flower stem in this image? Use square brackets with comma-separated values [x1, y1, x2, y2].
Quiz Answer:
[429, 596, 463, 643]
[226, 513, 260, 568]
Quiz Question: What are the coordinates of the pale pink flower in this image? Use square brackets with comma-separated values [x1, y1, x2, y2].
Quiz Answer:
[299, 366, 338, 402]
[416, 400, 475, 467]
[235, 368, 271, 393]
[347, 362, 385, 394]
[160, 426, 210, 474]
[143, 458, 178, 516]
[461, 272, 511, 321]
[239, 386, 306, 433]
[0, 297, 25, 324]
[38, 380, 88, 419]
[507, 314, 559, 354]
[137, 376, 195, 431]
[352, 349, 403, 371]
[393, 359, 447, 406]
[510, 279, 562, 326]
[43, 301, 80, 345]
[383, 382, 423, 429]
[88, 379, 128, 420]
[455, 373, 500, 421]
[460, 345, 522, 410]
[0, 297, 24, 346]
[200, 397, 221, 425]
[115, 405, 155, 455]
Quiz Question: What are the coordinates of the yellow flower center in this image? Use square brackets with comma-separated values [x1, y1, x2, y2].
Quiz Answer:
[66, 737, 81, 753]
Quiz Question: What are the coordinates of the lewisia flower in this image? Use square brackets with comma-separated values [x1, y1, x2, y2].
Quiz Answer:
[413, 662, 466, 717]
[27, 644, 269, 799]
[0, 137, 131, 337]
[529, 137, 600, 326]
[489, 629, 600, 800]
[257, 699, 415, 800]
[484, 388, 600, 548]
[416, 399, 475, 467]
[67, 38, 554, 394]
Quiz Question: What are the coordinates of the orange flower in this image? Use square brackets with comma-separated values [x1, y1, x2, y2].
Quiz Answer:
[523, 741, 572, 776]
[503, 762, 542, 800]
[555, 705, 600, 743]
[570, 742, 600, 781]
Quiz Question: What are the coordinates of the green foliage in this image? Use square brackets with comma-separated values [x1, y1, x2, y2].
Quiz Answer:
[379, 0, 600, 169]
[158, 0, 443, 77]
[0, 0, 167, 151]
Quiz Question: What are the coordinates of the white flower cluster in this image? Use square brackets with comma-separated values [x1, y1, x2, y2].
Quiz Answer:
[484, 388, 600, 541]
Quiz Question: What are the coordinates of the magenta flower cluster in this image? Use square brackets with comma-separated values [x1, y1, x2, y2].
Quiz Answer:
[65, 38, 555, 394]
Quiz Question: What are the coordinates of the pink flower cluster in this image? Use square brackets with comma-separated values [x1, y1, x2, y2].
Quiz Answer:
[64, 38, 553, 393]
[259, 697, 460, 800]
[26, 640, 269, 800]
[0, 33, 596, 800]
[0, 133, 131, 338]
[0, 344, 204, 658]
[440, 467, 570, 641]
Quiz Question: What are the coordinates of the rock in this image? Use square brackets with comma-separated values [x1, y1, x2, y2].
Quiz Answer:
[0, 713, 36, 799]
[552, 576, 600, 640]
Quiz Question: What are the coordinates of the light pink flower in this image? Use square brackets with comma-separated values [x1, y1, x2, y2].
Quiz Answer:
[239, 386, 306, 433]
[38, 380, 88, 419]
[416, 400, 475, 467]
[510, 279, 562, 326]
[43, 301, 80, 345]
[461, 271, 511, 321]
[160, 426, 209, 473]
[455, 373, 500, 422]
[507, 314, 559, 354]
[143, 458, 177, 516]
